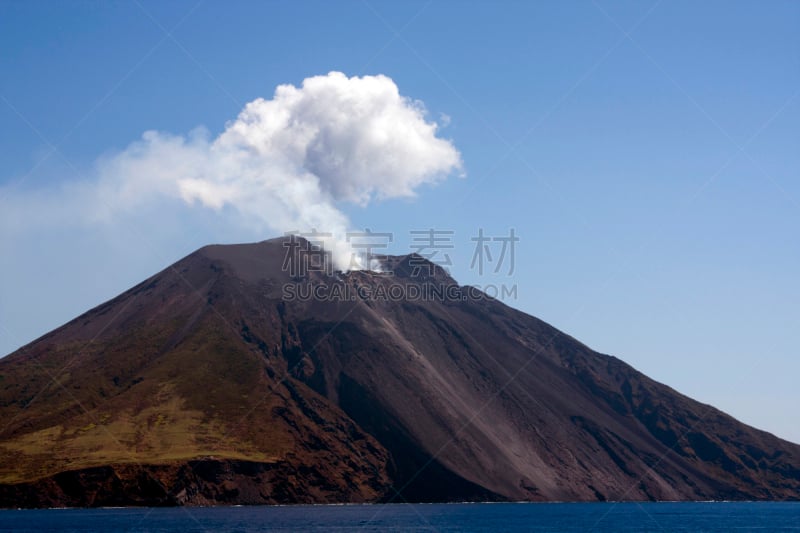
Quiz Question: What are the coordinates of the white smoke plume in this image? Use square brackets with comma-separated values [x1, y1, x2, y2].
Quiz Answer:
[90, 71, 463, 269]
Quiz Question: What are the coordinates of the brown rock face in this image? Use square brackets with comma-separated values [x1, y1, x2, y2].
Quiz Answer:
[0, 237, 798, 507]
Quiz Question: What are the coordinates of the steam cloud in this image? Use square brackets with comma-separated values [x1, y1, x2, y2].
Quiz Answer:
[93, 71, 463, 269]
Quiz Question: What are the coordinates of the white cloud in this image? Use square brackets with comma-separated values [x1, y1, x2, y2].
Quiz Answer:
[3, 72, 462, 270]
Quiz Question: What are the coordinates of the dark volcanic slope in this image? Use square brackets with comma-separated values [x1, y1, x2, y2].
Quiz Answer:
[0, 237, 798, 506]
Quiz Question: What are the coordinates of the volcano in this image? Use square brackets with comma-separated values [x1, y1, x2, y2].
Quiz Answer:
[1, 237, 798, 507]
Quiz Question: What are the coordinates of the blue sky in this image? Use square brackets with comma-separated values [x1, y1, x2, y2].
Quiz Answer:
[1, 1, 799, 443]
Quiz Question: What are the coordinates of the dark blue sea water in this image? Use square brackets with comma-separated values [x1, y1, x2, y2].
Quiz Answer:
[0, 502, 798, 532]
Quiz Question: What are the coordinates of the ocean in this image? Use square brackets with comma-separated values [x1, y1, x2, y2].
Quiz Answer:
[0, 502, 798, 532]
